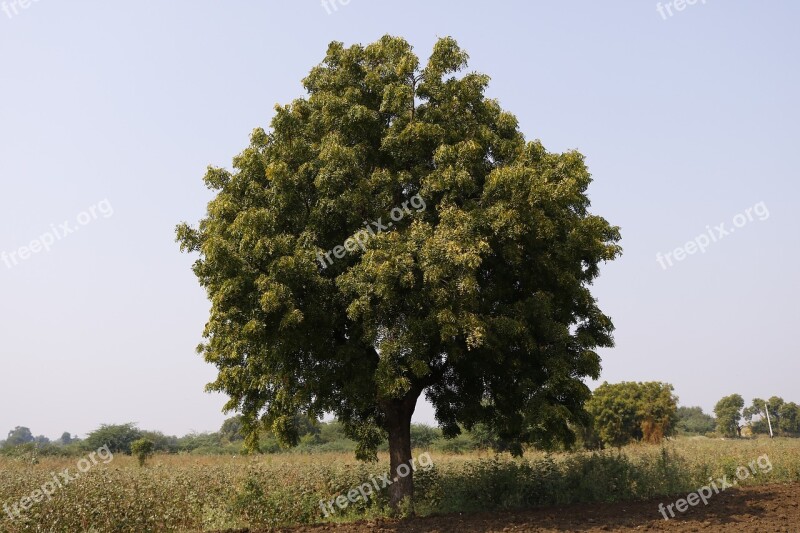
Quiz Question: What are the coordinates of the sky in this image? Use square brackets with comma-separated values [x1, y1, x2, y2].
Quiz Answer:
[1, 1, 798, 441]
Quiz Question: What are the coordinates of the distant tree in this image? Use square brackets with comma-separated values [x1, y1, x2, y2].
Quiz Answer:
[83, 424, 142, 454]
[743, 398, 767, 433]
[33, 435, 50, 446]
[743, 396, 784, 435]
[409, 424, 440, 449]
[714, 394, 744, 437]
[294, 415, 322, 440]
[318, 420, 351, 445]
[5, 427, 34, 447]
[60, 432, 73, 445]
[130, 438, 155, 467]
[586, 383, 640, 448]
[464, 422, 500, 450]
[219, 416, 245, 443]
[766, 396, 785, 433]
[637, 382, 679, 443]
[676, 406, 716, 435]
[586, 382, 678, 447]
[778, 402, 800, 434]
[140, 431, 179, 453]
[176, 432, 226, 454]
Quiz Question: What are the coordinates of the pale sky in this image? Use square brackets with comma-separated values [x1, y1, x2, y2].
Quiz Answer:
[1, 1, 798, 440]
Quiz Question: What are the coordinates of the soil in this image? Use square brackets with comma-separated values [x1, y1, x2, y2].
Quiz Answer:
[248, 482, 800, 532]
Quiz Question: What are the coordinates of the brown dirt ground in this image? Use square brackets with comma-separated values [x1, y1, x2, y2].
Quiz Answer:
[241, 483, 800, 532]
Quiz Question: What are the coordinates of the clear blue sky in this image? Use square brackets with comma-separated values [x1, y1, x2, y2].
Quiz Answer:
[1, 1, 798, 440]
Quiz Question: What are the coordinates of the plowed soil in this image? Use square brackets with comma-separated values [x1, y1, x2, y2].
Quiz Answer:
[248, 483, 800, 532]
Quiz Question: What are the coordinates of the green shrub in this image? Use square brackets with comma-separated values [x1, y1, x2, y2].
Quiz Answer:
[130, 438, 155, 467]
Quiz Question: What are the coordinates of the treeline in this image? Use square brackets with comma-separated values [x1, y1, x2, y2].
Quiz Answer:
[582, 383, 800, 448]
[4, 384, 797, 458]
[0, 418, 504, 458]
[580, 382, 711, 448]
[714, 394, 800, 438]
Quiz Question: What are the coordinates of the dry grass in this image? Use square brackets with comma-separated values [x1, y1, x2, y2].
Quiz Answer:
[0, 436, 798, 532]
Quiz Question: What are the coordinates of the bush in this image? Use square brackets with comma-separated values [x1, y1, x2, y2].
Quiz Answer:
[130, 438, 155, 467]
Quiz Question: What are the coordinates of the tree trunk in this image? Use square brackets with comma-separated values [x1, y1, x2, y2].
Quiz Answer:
[385, 392, 418, 514]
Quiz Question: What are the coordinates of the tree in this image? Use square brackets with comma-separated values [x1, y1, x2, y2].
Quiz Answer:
[5, 427, 34, 447]
[60, 432, 74, 445]
[743, 397, 767, 434]
[676, 406, 715, 435]
[177, 35, 621, 510]
[586, 383, 640, 447]
[585, 382, 678, 447]
[778, 402, 800, 434]
[130, 438, 155, 467]
[83, 423, 142, 454]
[743, 396, 784, 435]
[714, 394, 744, 437]
[409, 424, 440, 449]
[636, 382, 679, 443]
[766, 396, 785, 433]
[140, 431, 179, 453]
[219, 416, 245, 443]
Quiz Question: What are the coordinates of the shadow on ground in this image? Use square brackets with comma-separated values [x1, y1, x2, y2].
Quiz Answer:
[220, 483, 798, 532]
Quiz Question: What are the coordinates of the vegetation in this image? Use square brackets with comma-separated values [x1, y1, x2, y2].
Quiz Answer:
[176, 34, 621, 509]
[1, 437, 798, 531]
[676, 406, 716, 435]
[585, 382, 678, 447]
[714, 394, 745, 437]
[130, 439, 155, 467]
[3, 387, 800, 530]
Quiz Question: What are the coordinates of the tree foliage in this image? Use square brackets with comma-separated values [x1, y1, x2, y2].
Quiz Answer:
[676, 406, 715, 435]
[177, 35, 621, 506]
[714, 394, 744, 438]
[585, 382, 678, 447]
[219, 416, 245, 443]
[131, 438, 155, 467]
[83, 423, 142, 455]
[5, 427, 34, 447]
[779, 402, 800, 434]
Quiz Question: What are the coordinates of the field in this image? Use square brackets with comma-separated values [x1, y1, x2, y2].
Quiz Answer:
[1, 437, 799, 532]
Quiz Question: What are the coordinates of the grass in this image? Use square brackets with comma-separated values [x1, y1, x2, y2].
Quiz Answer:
[0, 436, 799, 532]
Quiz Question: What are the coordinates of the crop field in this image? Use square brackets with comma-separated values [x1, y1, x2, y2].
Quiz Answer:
[1, 437, 799, 532]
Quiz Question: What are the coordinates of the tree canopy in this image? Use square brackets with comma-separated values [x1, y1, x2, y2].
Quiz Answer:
[177, 34, 621, 508]
[676, 406, 715, 435]
[714, 394, 744, 438]
[585, 381, 678, 447]
[5, 426, 34, 447]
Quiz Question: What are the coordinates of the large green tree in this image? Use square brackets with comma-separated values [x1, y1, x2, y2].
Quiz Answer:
[177, 35, 621, 508]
